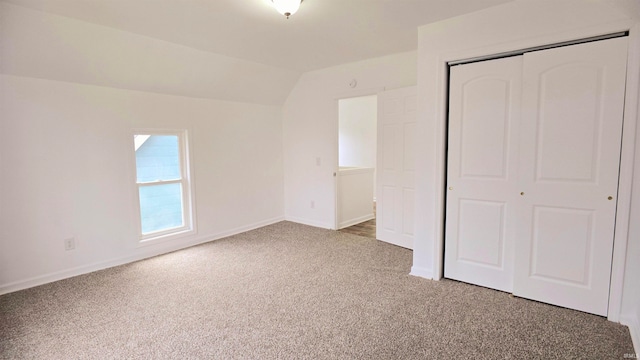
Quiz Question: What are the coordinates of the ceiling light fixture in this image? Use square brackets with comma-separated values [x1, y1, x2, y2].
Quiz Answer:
[271, 0, 302, 19]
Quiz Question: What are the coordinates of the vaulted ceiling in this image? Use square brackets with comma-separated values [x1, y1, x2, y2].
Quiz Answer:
[2, 0, 638, 104]
[3, 0, 515, 72]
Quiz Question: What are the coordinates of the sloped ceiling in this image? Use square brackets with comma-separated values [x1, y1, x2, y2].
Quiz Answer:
[1, 0, 515, 72]
[2, 0, 638, 104]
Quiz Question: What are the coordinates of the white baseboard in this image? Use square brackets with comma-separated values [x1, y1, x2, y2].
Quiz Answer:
[0, 216, 284, 296]
[204, 216, 285, 242]
[284, 215, 333, 229]
[338, 213, 374, 229]
[410, 266, 433, 280]
[621, 314, 640, 355]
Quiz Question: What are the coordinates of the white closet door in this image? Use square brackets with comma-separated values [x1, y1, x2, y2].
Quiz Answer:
[376, 86, 416, 249]
[444, 56, 523, 292]
[513, 38, 628, 316]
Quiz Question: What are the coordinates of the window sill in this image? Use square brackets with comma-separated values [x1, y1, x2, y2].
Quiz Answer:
[137, 228, 196, 247]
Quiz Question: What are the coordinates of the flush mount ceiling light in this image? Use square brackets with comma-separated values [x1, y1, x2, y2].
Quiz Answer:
[271, 0, 302, 19]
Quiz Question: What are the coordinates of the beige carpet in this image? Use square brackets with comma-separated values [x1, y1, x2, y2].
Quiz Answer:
[0, 221, 634, 359]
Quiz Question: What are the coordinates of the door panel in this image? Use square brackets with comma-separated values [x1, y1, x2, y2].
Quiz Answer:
[535, 64, 603, 182]
[445, 56, 523, 292]
[403, 123, 416, 171]
[459, 78, 512, 179]
[382, 186, 395, 231]
[382, 125, 396, 171]
[457, 199, 506, 267]
[376, 86, 416, 249]
[513, 37, 628, 316]
[529, 206, 593, 286]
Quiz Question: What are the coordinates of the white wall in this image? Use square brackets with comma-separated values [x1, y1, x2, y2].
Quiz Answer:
[0, 0, 290, 295]
[622, 57, 640, 349]
[282, 52, 416, 229]
[0, 3, 300, 106]
[337, 168, 375, 229]
[624, 97, 640, 351]
[413, 0, 639, 350]
[339, 95, 377, 168]
[0, 74, 285, 293]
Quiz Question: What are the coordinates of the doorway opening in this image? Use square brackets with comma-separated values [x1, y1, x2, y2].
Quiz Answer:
[336, 95, 377, 238]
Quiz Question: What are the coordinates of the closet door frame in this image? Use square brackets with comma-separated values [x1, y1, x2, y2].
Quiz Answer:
[431, 24, 640, 322]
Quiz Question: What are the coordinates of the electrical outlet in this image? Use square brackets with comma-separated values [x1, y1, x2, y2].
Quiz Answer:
[315, 157, 321, 166]
[310, 201, 315, 209]
[64, 237, 76, 251]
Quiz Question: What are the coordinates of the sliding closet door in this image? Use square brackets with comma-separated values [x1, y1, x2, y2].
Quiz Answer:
[513, 37, 628, 316]
[444, 56, 522, 292]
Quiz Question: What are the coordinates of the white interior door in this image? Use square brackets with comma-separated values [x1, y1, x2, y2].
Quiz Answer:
[376, 86, 416, 249]
[444, 56, 523, 292]
[513, 37, 628, 316]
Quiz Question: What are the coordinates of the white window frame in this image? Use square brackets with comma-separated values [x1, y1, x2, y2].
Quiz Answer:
[132, 129, 195, 244]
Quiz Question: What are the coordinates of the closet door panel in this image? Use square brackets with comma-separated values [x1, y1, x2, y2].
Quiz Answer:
[444, 56, 523, 292]
[513, 37, 628, 316]
[535, 64, 603, 182]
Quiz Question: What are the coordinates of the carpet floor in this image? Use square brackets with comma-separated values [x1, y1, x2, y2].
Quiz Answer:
[0, 221, 634, 359]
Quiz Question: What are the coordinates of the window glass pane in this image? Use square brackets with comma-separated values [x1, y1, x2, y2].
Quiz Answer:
[139, 183, 184, 234]
[135, 135, 181, 183]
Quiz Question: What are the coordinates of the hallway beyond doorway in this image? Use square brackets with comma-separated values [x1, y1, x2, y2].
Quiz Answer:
[339, 202, 376, 239]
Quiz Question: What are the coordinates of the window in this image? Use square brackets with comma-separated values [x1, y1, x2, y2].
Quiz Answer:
[133, 130, 193, 242]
